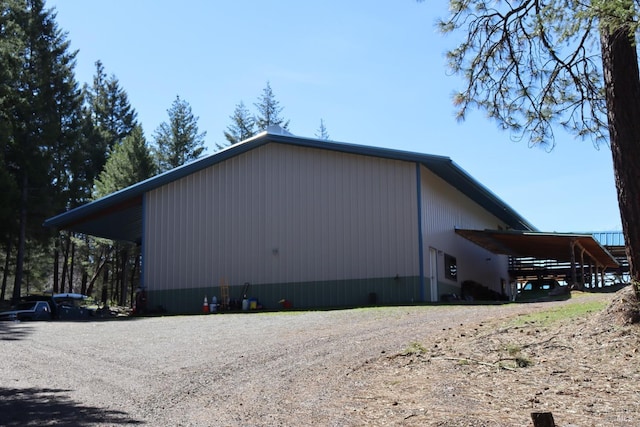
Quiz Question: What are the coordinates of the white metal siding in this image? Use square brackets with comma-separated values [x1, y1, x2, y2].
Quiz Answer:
[143, 143, 420, 291]
[419, 165, 509, 290]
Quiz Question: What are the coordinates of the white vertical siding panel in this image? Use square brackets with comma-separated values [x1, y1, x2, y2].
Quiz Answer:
[145, 143, 422, 293]
[420, 165, 509, 288]
[194, 172, 205, 287]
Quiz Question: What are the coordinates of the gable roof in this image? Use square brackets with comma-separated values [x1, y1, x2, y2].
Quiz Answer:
[44, 130, 536, 242]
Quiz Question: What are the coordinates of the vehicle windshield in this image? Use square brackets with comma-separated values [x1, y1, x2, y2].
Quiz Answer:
[15, 302, 37, 310]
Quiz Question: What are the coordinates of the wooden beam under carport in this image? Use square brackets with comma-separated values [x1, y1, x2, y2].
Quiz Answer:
[455, 229, 620, 285]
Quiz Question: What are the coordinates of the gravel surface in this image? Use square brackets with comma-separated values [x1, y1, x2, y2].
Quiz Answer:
[0, 294, 628, 426]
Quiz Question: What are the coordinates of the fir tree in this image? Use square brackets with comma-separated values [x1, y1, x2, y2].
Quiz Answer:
[315, 119, 330, 140]
[153, 95, 207, 172]
[1, 0, 83, 301]
[254, 81, 290, 131]
[0, 0, 23, 256]
[224, 101, 256, 145]
[92, 124, 155, 306]
[94, 125, 157, 198]
[52, 61, 140, 298]
[85, 60, 137, 143]
[83, 60, 138, 177]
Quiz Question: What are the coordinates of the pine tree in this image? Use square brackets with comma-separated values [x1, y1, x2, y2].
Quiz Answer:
[315, 119, 330, 140]
[254, 81, 290, 131]
[153, 95, 207, 172]
[224, 101, 256, 145]
[435, 0, 640, 299]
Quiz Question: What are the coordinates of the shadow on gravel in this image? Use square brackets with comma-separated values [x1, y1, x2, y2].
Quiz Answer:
[0, 387, 144, 426]
[0, 322, 33, 341]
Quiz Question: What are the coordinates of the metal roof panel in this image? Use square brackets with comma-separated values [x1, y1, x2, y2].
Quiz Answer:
[44, 131, 535, 241]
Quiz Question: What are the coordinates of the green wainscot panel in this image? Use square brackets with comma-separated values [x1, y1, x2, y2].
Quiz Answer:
[146, 276, 423, 314]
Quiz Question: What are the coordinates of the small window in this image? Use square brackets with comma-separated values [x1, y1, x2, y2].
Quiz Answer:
[444, 254, 457, 281]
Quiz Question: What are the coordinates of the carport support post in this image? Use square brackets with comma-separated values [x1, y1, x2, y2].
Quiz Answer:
[595, 264, 600, 288]
[570, 240, 577, 289]
[580, 249, 586, 290]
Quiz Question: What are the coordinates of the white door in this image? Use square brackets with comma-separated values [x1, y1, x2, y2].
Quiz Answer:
[429, 247, 439, 302]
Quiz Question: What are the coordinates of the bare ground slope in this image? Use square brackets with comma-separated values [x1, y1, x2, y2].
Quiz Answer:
[0, 289, 638, 426]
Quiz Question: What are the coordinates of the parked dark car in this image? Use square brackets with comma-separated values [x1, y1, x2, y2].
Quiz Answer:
[8, 293, 96, 320]
[0, 300, 53, 321]
[516, 279, 568, 301]
[52, 293, 96, 319]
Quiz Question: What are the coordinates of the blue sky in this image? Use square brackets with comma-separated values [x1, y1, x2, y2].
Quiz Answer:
[51, 0, 621, 233]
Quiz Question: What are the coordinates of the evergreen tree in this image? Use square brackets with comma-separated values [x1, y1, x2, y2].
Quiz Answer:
[50, 61, 139, 298]
[153, 95, 206, 172]
[254, 81, 290, 131]
[433, 0, 640, 299]
[93, 124, 156, 306]
[90, 124, 155, 307]
[1, 0, 83, 301]
[0, 0, 23, 261]
[94, 125, 157, 198]
[315, 119, 330, 140]
[83, 60, 138, 177]
[0, 150, 18, 301]
[224, 101, 256, 145]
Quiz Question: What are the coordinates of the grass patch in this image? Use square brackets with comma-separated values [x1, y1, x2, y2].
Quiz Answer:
[502, 343, 532, 368]
[402, 341, 427, 355]
[505, 343, 521, 357]
[511, 300, 608, 327]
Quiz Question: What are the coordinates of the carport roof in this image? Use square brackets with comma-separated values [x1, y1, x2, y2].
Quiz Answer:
[455, 229, 620, 269]
[44, 129, 535, 242]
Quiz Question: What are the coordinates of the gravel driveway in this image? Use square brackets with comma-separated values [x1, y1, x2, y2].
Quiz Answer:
[0, 299, 599, 426]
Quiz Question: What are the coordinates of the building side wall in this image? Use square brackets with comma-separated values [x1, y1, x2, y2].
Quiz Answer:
[419, 166, 510, 300]
[143, 143, 420, 312]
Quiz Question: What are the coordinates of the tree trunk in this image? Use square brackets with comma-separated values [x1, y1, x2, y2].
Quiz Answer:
[67, 240, 75, 293]
[129, 247, 140, 308]
[110, 250, 118, 304]
[12, 174, 28, 303]
[119, 247, 129, 307]
[1, 236, 12, 301]
[80, 270, 88, 296]
[53, 235, 60, 293]
[86, 246, 110, 297]
[102, 260, 110, 305]
[60, 232, 70, 292]
[600, 24, 640, 300]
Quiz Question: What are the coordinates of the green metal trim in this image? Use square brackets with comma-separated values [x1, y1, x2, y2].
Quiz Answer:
[147, 276, 423, 314]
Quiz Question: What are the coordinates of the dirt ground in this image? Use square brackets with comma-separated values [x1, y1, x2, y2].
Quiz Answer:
[0, 288, 638, 426]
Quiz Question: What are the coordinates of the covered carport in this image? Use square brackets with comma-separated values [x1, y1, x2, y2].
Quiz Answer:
[455, 229, 620, 289]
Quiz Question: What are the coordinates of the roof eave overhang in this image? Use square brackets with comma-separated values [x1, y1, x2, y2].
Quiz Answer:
[44, 131, 535, 241]
[456, 229, 620, 269]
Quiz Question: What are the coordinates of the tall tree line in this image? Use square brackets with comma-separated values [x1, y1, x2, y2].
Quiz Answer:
[1, 0, 82, 302]
[222, 82, 331, 147]
[223, 81, 291, 145]
[1, 0, 206, 306]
